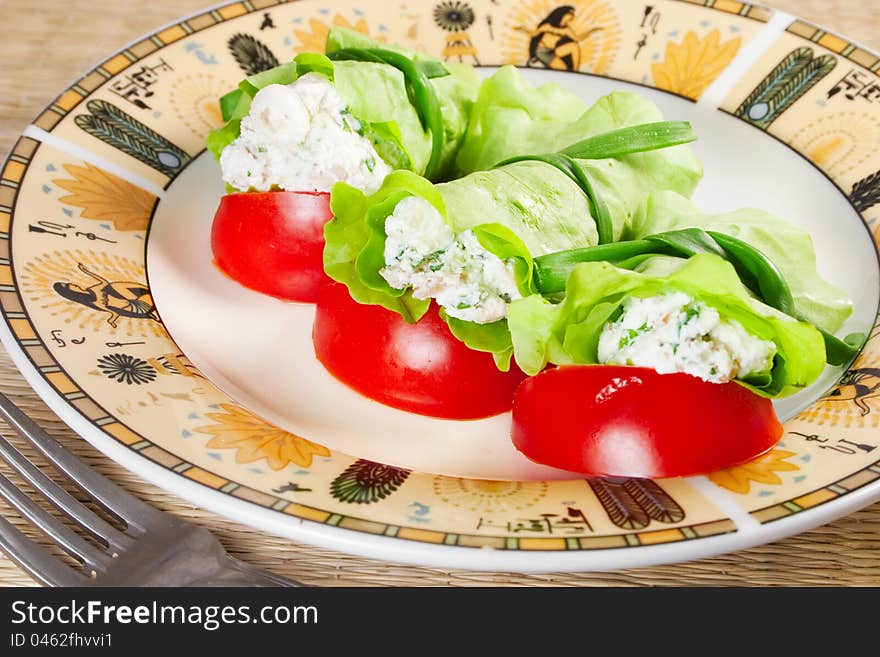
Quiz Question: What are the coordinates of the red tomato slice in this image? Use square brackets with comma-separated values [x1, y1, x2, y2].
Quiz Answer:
[313, 281, 526, 420]
[511, 365, 783, 478]
[211, 191, 332, 303]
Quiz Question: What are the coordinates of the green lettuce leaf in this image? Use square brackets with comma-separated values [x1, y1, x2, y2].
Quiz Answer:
[205, 119, 241, 162]
[430, 62, 479, 181]
[325, 27, 395, 53]
[436, 161, 597, 253]
[443, 313, 516, 371]
[453, 67, 703, 198]
[549, 92, 703, 202]
[219, 90, 248, 122]
[439, 150, 688, 248]
[330, 58, 432, 173]
[240, 60, 300, 96]
[471, 223, 537, 297]
[325, 172, 437, 322]
[325, 26, 450, 78]
[452, 65, 589, 175]
[508, 253, 826, 398]
[631, 190, 853, 333]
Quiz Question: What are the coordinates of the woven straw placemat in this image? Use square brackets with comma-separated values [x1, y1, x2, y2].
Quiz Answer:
[0, 0, 879, 587]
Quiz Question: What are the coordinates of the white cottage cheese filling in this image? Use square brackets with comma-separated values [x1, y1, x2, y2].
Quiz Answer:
[220, 74, 392, 194]
[380, 196, 522, 324]
[597, 292, 776, 383]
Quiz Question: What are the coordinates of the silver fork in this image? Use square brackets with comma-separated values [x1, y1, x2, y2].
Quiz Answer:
[0, 391, 300, 586]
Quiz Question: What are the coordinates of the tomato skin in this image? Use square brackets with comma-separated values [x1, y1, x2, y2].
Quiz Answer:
[511, 365, 783, 478]
[313, 282, 527, 420]
[211, 191, 332, 302]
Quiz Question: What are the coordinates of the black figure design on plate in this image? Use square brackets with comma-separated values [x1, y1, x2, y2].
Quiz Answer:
[272, 482, 313, 493]
[53, 263, 158, 329]
[516, 5, 602, 72]
[330, 459, 411, 504]
[634, 4, 660, 60]
[29, 220, 73, 238]
[49, 329, 85, 348]
[434, 1, 480, 64]
[29, 221, 116, 244]
[824, 368, 880, 416]
[588, 477, 684, 530]
[259, 12, 275, 31]
[97, 353, 157, 385]
[734, 48, 837, 130]
[74, 100, 190, 176]
[850, 169, 880, 214]
[228, 33, 280, 76]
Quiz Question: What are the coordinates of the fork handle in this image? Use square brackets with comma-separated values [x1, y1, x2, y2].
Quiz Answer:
[186, 555, 303, 587]
[101, 551, 302, 587]
[97, 524, 303, 587]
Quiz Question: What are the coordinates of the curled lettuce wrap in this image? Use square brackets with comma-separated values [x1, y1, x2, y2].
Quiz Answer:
[451, 65, 588, 173]
[631, 191, 853, 333]
[207, 27, 478, 182]
[453, 66, 703, 201]
[508, 253, 826, 398]
[325, 169, 550, 369]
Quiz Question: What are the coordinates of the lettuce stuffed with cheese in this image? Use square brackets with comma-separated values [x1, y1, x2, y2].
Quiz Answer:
[508, 253, 827, 398]
[630, 190, 853, 333]
[206, 27, 479, 192]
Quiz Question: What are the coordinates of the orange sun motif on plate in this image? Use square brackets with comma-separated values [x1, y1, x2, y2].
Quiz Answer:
[168, 73, 229, 138]
[708, 449, 800, 494]
[195, 403, 331, 470]
[789, 112, 880, 180]
[293, 14, 386, 53]
[432, 477, 548, 513]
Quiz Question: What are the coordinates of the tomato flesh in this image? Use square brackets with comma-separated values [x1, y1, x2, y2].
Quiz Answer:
[313, 281, 526, 420]
[511, 365, 783, 478]
[211, 191, 332, 302]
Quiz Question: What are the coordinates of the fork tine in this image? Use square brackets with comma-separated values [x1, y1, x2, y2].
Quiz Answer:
[0, 392, 162, 528]
[0, 513, 90, 586]
[0, 431, 133, 552]
[0, 470, 112, 572]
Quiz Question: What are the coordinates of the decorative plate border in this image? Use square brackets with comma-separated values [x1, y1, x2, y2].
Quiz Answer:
[0, 0, 879, 570]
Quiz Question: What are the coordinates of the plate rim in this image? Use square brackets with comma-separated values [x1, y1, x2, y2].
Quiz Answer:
[2, 0, 880, 573]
